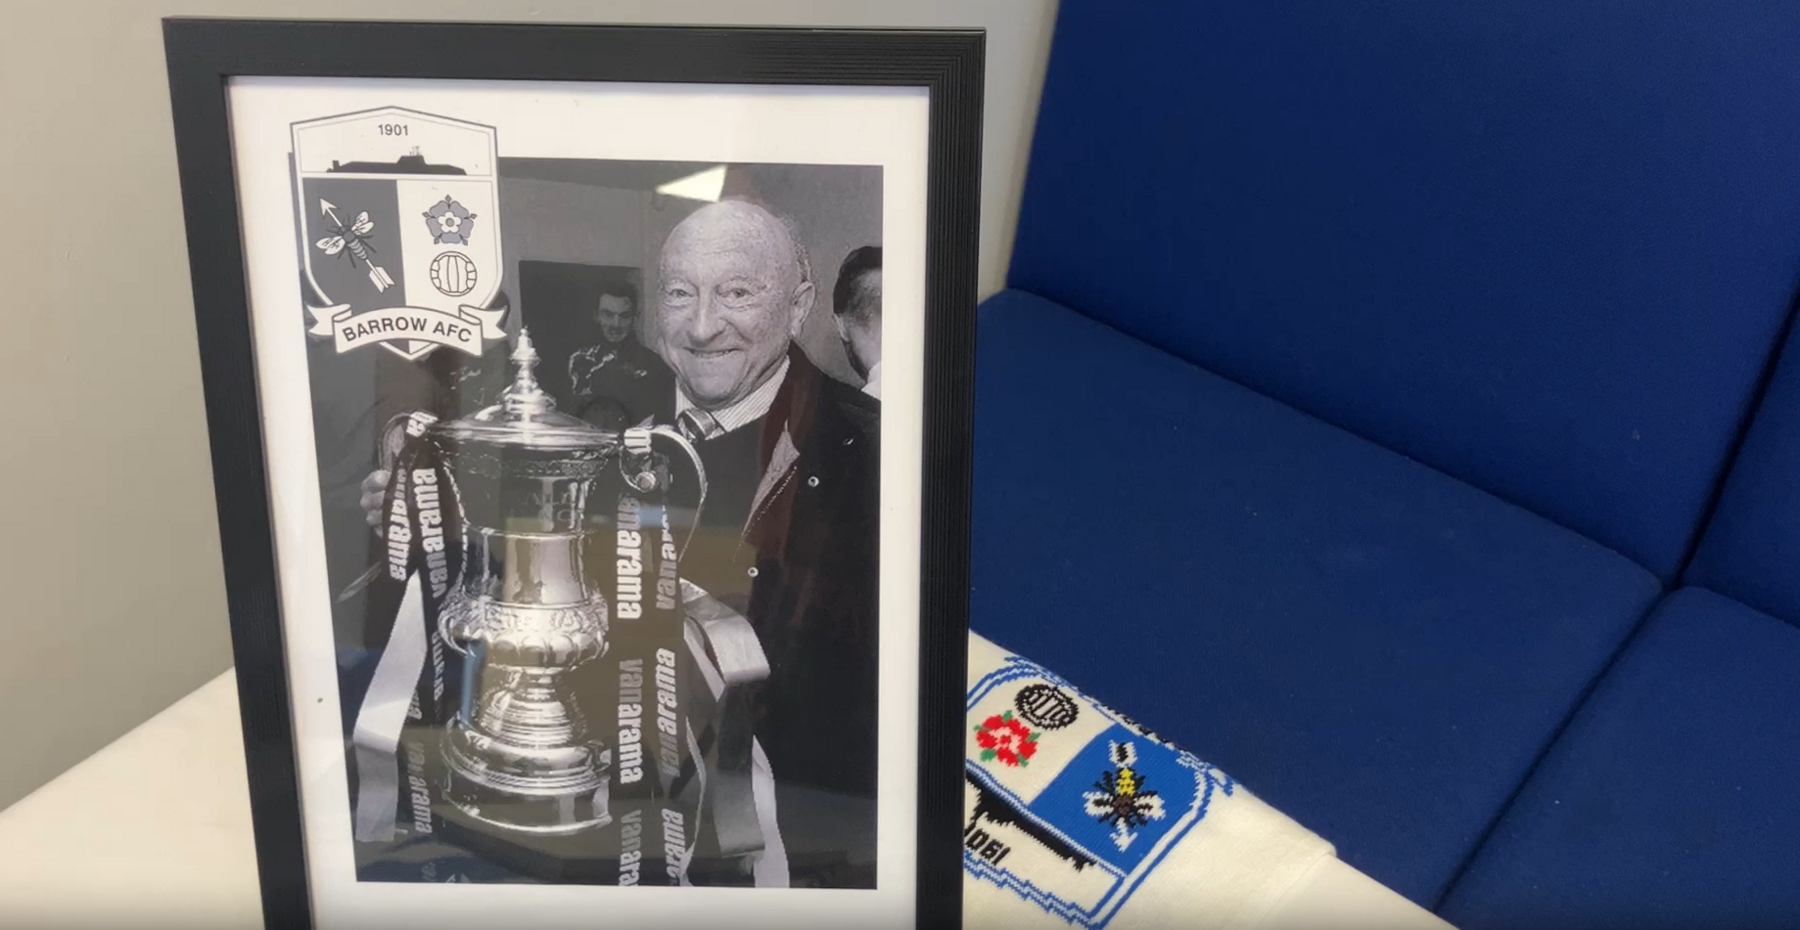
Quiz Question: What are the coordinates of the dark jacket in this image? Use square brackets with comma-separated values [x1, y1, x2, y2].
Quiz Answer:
[570, 342, 880, 883]
[598, 344, 879, 801]
[741, 348, 881, 799]
[570, 336, 677, 431]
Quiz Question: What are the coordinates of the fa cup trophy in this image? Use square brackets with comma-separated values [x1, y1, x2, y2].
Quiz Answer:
[352, 328, 771, 884]
[431, 330, 622, 836]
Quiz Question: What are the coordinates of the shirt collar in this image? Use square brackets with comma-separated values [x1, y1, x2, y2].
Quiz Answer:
[675, 355, 790, 436]
[861, 361, 882, 401]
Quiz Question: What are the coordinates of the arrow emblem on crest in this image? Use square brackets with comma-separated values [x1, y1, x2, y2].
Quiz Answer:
[314, 198, 397, 292]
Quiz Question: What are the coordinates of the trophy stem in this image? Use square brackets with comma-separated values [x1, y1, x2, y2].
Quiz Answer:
[439, 595, 612, 836]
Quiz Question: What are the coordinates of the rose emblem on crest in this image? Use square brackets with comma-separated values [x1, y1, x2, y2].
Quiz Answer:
[974, 710, 1039, 768]
[424, 195, 477, 245]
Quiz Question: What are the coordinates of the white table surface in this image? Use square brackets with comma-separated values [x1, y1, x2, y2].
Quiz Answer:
[0, 670, 1453, 929]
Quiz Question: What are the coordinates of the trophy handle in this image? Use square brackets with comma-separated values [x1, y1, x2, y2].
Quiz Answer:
[437, 609, 470, 657]
[645, 424, 708, 562]
[377, 412, 414, 473]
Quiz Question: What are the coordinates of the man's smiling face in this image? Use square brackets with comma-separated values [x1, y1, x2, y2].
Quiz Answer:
[656, 201, 812, 410]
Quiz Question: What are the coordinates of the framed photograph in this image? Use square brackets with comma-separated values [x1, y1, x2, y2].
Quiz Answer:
[163, 19, 979, 929]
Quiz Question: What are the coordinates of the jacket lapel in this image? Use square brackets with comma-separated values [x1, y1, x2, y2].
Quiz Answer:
[744, 347, 826, 546]
[745, 427, 799, 539]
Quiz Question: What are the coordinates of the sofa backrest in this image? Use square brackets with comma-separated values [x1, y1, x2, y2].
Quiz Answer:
[1009, 0, 1800, 578]
[1687, 321, 1800, 623]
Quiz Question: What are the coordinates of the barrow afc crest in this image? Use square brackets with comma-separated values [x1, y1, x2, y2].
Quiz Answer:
[292, 107, 506, 362]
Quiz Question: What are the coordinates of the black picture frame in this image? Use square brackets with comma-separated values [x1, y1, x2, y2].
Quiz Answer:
[163, 18, 980, 930]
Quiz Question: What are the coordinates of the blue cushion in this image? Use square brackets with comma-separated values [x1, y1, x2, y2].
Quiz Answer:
[1010, 0, 1800, 577]
[1687, 321, 1800, 623]
[1438, 587, 1800, 928]
[970, 290, 1659, 903]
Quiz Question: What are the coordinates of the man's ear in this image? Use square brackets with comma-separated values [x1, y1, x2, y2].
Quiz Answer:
[831, 312, 849, 344]
[788, 280, 816, 339]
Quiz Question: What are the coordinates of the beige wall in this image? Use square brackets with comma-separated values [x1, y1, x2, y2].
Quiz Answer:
[0, 0, 1057, 811]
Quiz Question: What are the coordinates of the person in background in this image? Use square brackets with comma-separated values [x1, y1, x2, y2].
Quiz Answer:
[830, 246, 882, 400]
[567, 281, 675, 430]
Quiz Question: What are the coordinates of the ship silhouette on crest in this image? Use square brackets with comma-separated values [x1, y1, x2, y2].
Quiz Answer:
[328, 147, 467, 175]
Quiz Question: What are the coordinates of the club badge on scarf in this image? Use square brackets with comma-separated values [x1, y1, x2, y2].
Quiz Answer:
[964, 645, 1236, 929]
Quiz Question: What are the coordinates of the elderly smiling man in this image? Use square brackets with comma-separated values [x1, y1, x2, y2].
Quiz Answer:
[654, 200, 881, 888]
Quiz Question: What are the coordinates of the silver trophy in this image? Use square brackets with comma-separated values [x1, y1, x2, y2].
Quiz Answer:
[355, 328, 771, 879]
[430, 330, 623, 836]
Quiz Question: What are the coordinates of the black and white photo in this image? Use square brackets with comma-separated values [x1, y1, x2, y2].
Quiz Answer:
[165, 21, 981, 928]
[312, 139, 888, 890]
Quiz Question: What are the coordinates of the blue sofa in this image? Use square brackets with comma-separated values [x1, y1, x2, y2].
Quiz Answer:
[971, 0, 1800, 924]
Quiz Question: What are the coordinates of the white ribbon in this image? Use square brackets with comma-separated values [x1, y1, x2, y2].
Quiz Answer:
[350, 573, 428, 843]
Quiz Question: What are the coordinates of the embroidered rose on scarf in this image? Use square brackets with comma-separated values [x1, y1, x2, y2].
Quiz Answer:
[975, 710, 1040, 767]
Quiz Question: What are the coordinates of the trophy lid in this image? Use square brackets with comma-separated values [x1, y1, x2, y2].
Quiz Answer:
[434, 329, 617, 452]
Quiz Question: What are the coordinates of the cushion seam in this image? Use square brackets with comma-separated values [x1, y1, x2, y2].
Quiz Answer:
[1429, 585, 1667, 913]
[1673, 273, 1800, 587]
[1687, 584, 1800, 636]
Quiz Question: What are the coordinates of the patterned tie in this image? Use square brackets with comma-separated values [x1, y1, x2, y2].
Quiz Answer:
[678, 408, 722, 442]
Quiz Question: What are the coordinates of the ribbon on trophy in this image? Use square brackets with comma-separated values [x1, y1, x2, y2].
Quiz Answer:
[680, 583, 777, 878]
[642, 425, 780, 884]
[350, 411, 464, 844]
[609, 425, 720, 886]
[612, 425, 776, 885]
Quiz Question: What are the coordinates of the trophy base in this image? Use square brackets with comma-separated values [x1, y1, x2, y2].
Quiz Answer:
[442, 761, 612, 837]
[436, 803, 624, 884]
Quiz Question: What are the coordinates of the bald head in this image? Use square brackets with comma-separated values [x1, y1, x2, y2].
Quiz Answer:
[663, 200, 811, 289]
[655, 200, 816, 411]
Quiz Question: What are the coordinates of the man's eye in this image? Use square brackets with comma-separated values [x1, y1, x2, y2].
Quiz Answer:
[725, 287, 752, 300]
